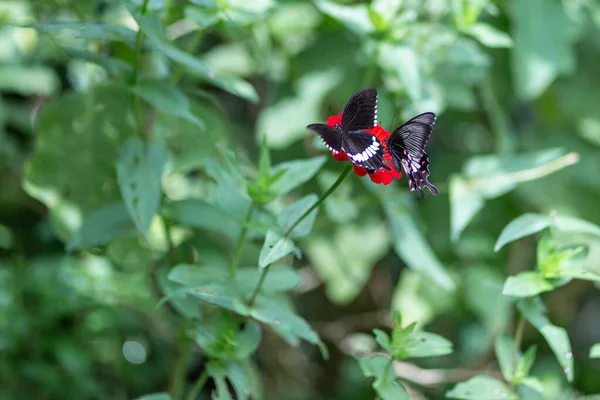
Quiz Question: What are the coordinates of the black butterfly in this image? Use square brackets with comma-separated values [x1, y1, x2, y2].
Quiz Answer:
[307, 88, 387, 172]
[385, 112, 439, 198]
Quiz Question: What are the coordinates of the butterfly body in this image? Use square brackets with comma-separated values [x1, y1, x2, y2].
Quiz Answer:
[386, 112, 439, 198]
[307, 88, 387, 172]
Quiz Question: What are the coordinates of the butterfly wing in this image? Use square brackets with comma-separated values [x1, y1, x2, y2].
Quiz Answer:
[343, 130, 389, 171]
[307, 123, 343, 154]
[341, 88, 378, 131]
[387, 112, 438, 198]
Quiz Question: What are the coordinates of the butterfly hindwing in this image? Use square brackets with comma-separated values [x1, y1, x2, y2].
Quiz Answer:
[343, 130, 388, 171]
[341, 88, 378, 131]
[387, 112, 438, 198]
[307, 123, 343, 154]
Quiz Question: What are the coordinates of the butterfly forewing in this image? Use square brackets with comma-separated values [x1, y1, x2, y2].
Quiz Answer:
[341, 88, 378, 131]
[307, 123, 343, 153]
[307, 88, 387, 172]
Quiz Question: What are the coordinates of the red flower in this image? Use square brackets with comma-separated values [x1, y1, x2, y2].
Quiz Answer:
[325, 113, 402, 185]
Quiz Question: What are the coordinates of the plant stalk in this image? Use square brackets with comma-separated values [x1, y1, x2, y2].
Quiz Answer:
[230, 202, 256, 278]
[247, 163, 353, 307]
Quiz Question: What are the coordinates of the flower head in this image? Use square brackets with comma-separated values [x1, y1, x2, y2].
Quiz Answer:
[325, 112, 402, 185]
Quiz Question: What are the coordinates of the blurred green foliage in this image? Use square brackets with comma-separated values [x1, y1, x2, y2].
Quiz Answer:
[1, 0, 600, 399]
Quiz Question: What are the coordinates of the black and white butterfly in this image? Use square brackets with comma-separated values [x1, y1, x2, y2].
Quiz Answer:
[385, 112, 439, 198]
[307, 88, 387, 172]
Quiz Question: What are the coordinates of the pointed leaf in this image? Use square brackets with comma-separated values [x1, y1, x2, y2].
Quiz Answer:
[249, 295, 322, 348]
[466, 23, 513, 48]
[502, 271, 554, 297]
[446, 375, 518, 399]
[258, 229, 295, 268]
[518, 298, 574, 382]
[269, 157, 327, 196]
[382, 194, 455, 290]
[136, 393, 172, 400]
[67, 202, 136, 251]
[494, 333, 515, 382]
[395, 331, 453, 360]
[131, 79, 205, 129]
[359, 355, 394, 381]
[494, 213, 551, 251]
[162, 199, 241, 240]
[277, 194, 319, 238]
[373, 379, 409, 400]
[116, 137, 166, 238]
[127, 5, 258, 103]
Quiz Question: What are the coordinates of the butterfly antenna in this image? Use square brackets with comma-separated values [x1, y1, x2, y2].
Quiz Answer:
[328, 105, 334, 115]
[389, 113, 397, 132]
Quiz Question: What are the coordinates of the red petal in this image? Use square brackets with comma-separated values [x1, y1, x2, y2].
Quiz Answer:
[353, 164, 368, 176]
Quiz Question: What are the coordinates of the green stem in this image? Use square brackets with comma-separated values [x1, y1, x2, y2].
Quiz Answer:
[131, 0, 151, 137]
[513, 314, 526, 365]
[170, 333, 191, 400]
[284, 164, 353, 237]
[248, 163, 353, 307]
[171, 30, 204, 85]
[186, 369, 210, 400]
[479, 75, 513, 154]
[382, 357, 393, 380]
[230, 202, 256, 278]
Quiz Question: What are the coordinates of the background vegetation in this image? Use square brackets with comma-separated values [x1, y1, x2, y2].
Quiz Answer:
[1, 0, 600, 399]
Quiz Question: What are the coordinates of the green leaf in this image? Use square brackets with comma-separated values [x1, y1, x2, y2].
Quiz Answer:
[136, 393, 172, 400]
[446, 375, 518, 399]
[269, 156, 327, 196]
[314, 0, 374, 36]
[66, 202, 136, 251]
[168, 264, 301, 296]
[166, 281, 249, 316]
[23, 85, 132, 241]
[258, 229, 295, 268]
[18, 23, 137, 47]
[0, 65, 59, 96]
[257, 70, 341, 148]
[368, 7, 387, 31]
[502, 271, 554, 298]
[277, 194, 318, 238]
[553, 215, 600, 237]
[373, 329, 392, 353]
[494, 333, 515, 382]
[358, 355, 394, 381]
[589, 343, 600, 359]
[193, 314, 261, 360]
[451, 149, 579, 241]
[207, 360, 251, 400]
[116, 136, 166, 239]
[495, 213, 600, 252]
[131, 79, 205, 129]
[518, 298, 574, 382]
[515, 345, 538, 381]
[377, 44, 422, 102]
[465, 23, 513, 48]
[495, 213, 552, 251]
[235, 266, 302, 293]
[185, 5, 221, 29]
[382, 193, 455, 290]
[394, 331, 453, 360]
[512, 0, 575, 100]
[373, 379, 409, 400]
[249, 295, 322, 349]
[520, 376, 544, 394]
[126, 5, 258, 103]
[162, 199, 241, 240]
